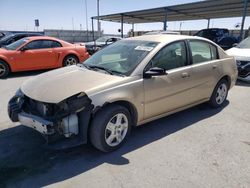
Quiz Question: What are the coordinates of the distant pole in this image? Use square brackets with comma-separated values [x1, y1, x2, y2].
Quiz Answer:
[72, 18, 75, 43]
[179, 22, 183, 31]
[97, 0, 100, 37]
[92, 17, 95, 43]
[239, 0, 248, 41]
[85, 0, 89, 41]
[72, 17, 75, 31]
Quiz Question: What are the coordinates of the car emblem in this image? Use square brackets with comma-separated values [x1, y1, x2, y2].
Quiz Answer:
[236, 61, 241, 66]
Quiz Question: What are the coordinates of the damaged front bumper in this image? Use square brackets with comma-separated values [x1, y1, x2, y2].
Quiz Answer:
[18, 112, 54, 135]
[8, 89, 94, 149]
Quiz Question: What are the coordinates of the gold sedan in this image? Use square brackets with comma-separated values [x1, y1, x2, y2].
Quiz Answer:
[8, 35, 238, 152]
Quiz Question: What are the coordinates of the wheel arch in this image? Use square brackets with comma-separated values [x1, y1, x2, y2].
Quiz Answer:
[218, 75, 231, 88]
[63, 53, 80, 64]
[94, 100, 138, 127]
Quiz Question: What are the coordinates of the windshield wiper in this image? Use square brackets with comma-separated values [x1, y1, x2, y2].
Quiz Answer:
[88, 65, 119, 76]
[89, 65, 115, 75]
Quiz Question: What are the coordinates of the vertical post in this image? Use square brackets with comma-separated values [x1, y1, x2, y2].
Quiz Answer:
[132, 23, 134, 37]
[85, 0, 89, 42]
[91, 17, 95, 42]
[207, 19, 210, 29]
[97, 0, 101, 38]
[121, 14, 124, 38]
[240, 0, 248, 41]
[163, 8, 168, 31]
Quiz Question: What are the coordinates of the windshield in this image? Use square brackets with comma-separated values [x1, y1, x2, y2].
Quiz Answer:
[0, 34, 14, 42]
[4, 38, 28, 50]
[84, 40, 159, 76]
[96, 36, 112, 42]
[237, 37, 250, 49]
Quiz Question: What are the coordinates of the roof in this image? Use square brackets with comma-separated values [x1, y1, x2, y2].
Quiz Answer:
[26, 36, 73, 45]
[92, 0, 250, 24]
[27, 36, 59, 40]
[123, 34, 215, 44]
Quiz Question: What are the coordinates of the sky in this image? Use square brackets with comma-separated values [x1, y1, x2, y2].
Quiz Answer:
[0, 0, 249, 34]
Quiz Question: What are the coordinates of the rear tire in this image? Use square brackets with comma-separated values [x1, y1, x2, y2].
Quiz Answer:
[0, 61, 10, 78]
[63, 55, 79, 66]
[90, 104, 132, 152]
[209, 79, 229, 108]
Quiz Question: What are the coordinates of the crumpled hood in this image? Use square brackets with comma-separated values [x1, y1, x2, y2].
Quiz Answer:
[21, 65, 125, 103]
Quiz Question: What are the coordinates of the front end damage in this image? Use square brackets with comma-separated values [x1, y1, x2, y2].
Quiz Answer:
[8, 89, 94, 149]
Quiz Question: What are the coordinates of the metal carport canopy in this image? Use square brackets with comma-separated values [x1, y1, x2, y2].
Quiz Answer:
[92, 0, 249, 24]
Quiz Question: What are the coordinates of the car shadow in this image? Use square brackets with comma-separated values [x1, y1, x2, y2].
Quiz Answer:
[236, 80, 250, 87]
[0, 101, 229, 187]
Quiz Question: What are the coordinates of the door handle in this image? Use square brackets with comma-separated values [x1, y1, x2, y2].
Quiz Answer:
[181, 72, 190, 78]
[48, 50, 53, 53]
[212, 65, 217, 69]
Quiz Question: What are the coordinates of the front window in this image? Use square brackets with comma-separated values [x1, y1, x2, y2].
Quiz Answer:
[149, 41, 187, 70]
[84, 40, 159, 76]
[236, 37, 250, 49]
[96, 36, 112, 43]
[4, 38, 29, 50]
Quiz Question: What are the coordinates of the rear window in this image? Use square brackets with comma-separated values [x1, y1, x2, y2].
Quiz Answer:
[189, 40, 218, 64]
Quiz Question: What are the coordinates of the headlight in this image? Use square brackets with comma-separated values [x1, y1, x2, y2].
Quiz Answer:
[57, 92, 91, 116]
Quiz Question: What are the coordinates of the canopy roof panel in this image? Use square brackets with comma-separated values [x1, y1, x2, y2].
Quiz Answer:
[92, 0, 250, 24]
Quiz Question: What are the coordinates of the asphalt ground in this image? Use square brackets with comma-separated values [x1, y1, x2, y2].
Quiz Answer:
[0, 70, 249, 188]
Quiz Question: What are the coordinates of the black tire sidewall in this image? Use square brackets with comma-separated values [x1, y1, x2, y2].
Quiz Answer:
[0, 61, 10, 78]
[209, 79, 229, 108]
[90, 104, 132, 152]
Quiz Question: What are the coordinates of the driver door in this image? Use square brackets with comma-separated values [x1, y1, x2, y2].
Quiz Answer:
[14, 40, 58, 70]
[143, 41, 198, 120]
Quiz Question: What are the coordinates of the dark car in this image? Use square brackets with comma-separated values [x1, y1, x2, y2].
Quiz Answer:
[85, 36, 121, 55]
[194, 28, 239, 50]
[0, 32, 8, 39]
[0, 33, 43, 47]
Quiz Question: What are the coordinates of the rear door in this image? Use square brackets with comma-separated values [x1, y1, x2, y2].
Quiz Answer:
[14, 40, 58, 70]
[187, 40, 221, 100]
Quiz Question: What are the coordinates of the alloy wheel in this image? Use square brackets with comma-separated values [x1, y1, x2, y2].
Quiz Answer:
[65, 57, 77, 66]
[215, 83, 227, 105]
[105, 113, 128, 147]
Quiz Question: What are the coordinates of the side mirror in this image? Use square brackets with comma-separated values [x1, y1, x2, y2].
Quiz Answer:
[143, 67, 167, 79]
[105, 39, 112, 45]
[20, 46, 28, 51]
[232, 43, 238, 47]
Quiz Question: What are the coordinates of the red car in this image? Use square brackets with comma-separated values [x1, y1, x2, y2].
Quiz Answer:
[0, 36, 89, 78]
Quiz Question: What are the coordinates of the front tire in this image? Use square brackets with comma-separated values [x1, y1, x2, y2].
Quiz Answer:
[90, 104, 132, 152]
[209, 79, 229, 108]
[0, 61, 10, 78]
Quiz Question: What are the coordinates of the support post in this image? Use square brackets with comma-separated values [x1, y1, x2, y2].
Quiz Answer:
[163, 8, 168, 31]
[97, 0, 100, 38]
[121, 14, 124, 38]
[91, 17, 95, 42]
[207, 19, 210, 29]
[240, 0, 248, 41]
